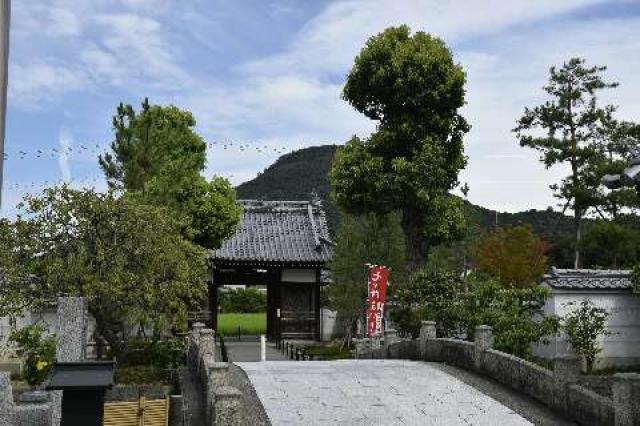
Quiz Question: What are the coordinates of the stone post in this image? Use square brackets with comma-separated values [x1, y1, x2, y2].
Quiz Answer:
[612, 373, 640, 426]
[52, 297, 87, 426]
[473, 325, 493, 371]
[188, 322, 206, 372]
[0, 372, 14, 425]
[383, 328, 398, 354]
[419, 321, 436, 360]
[214, 386, 242, 426]
[205, 362, 230, 424]
[192, 322, 205, 337]
[56, 297, 87, 362]
[199, 329, 216, 375]
[552, 355, 581, 415]
[353, 338, 367, 359]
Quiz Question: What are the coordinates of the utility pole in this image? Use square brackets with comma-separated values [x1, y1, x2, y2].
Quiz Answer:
[0, 0, 9, 209]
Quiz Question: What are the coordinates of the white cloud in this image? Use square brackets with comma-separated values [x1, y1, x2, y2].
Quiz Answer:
[7, 0, 640, 214]
[9, 4, 190, 109]
[9, 63, 87, 108]
[186, 0, 640, 212]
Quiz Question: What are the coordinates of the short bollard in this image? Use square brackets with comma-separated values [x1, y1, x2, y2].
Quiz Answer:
[260, 335, 266, 362]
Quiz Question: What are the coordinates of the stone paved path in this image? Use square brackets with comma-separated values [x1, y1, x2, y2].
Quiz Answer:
[237, 360, 534, 426]
[225, 337, 288, 362]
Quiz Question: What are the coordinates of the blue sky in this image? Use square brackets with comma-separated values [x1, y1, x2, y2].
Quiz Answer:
[3, 0, 640, 215]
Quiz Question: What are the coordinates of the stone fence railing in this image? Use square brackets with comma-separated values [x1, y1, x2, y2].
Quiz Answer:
[354, 321, 640, 426]
[187, 323, 242, 426]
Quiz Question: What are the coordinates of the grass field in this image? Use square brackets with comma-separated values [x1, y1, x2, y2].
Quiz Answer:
[217, 313, 267, 336]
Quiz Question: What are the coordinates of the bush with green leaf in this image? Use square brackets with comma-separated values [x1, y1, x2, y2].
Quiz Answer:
[391, 269, 465, 338]
[9, 325, 56, 386]
[456, 279, 560, 359]
[392, 271, 560, 359]
[563, 300, 612, 373]
[219, 288, 266, 313]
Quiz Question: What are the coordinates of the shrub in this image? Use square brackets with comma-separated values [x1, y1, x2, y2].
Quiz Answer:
[563, 300, 612, 373]
[115, 365, 164, 385]
[8, 324, 56, 386]
[391, 269, 465, 338]
[392, 270, 560, 359]
[457, 279, 560, 359]
[219, 288, 266, 313]
[114, 338, 186, 383]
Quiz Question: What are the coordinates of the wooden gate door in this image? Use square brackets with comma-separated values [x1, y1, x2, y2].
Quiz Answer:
[103, 396, 169, 426]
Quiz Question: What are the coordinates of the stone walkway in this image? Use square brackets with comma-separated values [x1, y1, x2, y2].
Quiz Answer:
[224, 337, 288, 362]
[237, 360, 569, 426]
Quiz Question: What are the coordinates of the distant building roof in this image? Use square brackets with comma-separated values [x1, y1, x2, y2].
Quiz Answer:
[543, 267, 633, 291]
[211, 200, 334, 267]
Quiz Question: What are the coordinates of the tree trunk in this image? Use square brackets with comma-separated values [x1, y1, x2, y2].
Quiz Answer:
[89, 304, 129, 363]
[574, 209, 582, 269]
[401, 205, 429, 275]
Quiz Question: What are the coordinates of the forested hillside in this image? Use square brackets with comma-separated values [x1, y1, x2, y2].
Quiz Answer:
[236, 145, 342, 232]
[236, 144, 575, 240]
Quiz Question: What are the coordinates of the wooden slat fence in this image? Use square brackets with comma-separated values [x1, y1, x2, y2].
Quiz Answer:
[103, 396, 169, 426]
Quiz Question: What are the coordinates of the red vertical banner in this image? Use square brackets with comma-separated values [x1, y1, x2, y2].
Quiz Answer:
[366, 265, 390, 337]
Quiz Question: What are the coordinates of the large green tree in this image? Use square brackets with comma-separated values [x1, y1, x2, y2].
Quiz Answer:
[0, 187, 207, 361]
[330, 26, 469, 273]
[514, 58, 619, 268]
[327, 211, 405, 346]
[99, 99, 241, 249]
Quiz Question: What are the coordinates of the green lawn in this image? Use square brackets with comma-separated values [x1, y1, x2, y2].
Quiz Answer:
[217, 313, 267, 336]
[303, 345, 353, 360]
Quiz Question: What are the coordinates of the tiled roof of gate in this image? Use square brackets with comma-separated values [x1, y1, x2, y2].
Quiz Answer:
[211, 200, 334, 266]
[543, 267, 633, 290]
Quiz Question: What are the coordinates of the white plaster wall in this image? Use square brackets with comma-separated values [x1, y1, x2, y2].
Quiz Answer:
[533, 290, 640, 367]
[281, 269, 316, 283]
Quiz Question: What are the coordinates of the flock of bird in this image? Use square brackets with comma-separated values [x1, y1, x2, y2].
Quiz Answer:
[3, 140, 292, 192]
[2, 140, 291, 161]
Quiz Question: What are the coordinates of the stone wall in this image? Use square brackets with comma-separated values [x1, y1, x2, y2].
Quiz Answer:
[355, 321, 640, 426]
[187, 323, 247, 426]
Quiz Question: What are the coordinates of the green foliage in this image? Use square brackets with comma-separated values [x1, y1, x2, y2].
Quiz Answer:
[514, 57, 636, 268]
[118, 338, 186, 382]
[392, 269, 466, 338]
[99, 99, 241, 250]
[393, 273, 559, 359]
[302, 345, 352, 360]
[326, 211, 405, 343]
[473, 225, 548, 288]
[236, 145, 640, 269]
[219, 288, 267, 313]
[115, 366, 165, 385]
[8, 325, 56, 386]
[563, 300, 612, 373]
[0, 186, 207, 362]
[331, 25, 469, 272]
[580, 220, 640, 268]
[633, 263, 640, 294]
[237, 145, 341, 234]
[458, 280, 560, 359]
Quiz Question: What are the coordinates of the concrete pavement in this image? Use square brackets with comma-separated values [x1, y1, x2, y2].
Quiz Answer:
[237, 360, 535, 425]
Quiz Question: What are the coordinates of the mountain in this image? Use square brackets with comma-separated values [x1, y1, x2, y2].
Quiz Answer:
[236, 144, 575, 239]
[236, 145, 342, 233]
